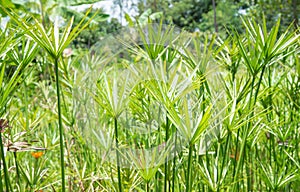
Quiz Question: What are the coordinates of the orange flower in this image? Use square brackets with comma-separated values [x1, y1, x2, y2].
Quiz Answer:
[31, 151, 44, 159]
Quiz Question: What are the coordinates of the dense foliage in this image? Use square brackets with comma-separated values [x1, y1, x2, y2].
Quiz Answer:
[0, 0, 299, 191]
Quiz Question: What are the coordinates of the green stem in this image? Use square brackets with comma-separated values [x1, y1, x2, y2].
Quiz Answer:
[0, 131, 10, 192]
[14, 152, 20, 187]
[172, 131, 177, 192]
[146, 181, 150, 192]
[246, 147, 251, 191]
[155, 170, 161, 191]
[114, 117, 122, 192]
[186, 144, 193, 192]
[219, 132, 231, 192]
[0, 159, 2, 192]
[33, 158, 39, 185]
[164, 115, 169, 192]
[253, 66, 266, 105]
[232, 129, 240, 179]
[54, 58, 66, 192]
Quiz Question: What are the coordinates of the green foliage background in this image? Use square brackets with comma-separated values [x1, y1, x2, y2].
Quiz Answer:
[0, 0, 299, 191]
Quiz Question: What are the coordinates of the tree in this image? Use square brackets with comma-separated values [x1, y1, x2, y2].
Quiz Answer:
[0, 0, 124, 49]
[137, 0, 168, 14]
[166, 0, 212, 31]
[247, 0, 299, 31]
[199, 0, 245, 37]
[72, 16, 122, 49]
[133, 0, 299, 34]
[0, 0, 106, 28]
[135, 0, 212, 31]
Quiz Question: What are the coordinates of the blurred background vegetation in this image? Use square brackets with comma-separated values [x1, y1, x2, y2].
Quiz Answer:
[1, 0, 298, 49]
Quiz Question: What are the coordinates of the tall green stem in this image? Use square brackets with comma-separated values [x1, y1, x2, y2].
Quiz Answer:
[232, 129, 240, 179]
[233, 76, 255, 190]
[219, 131, 230, 192]
[172, 131, 177, 192]
[114, 117, 122, 192]
[14, 152, 20, 187]
[146, 181, 149, 192]
[54, 58, 66, 192]
[164, 115, 169, 192]
[234, 65, 267, 190]
[186, 144, 193, 192]
[0, 131, 8, 192]
[0, 158, 2, 192]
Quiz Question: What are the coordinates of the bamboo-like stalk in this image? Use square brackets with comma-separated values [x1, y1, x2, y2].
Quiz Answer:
[0, 159, 2, 192]
[54, 58, 66, 192]
[13, 152, 20, 187]
[0, 132, 9, 192]
[146, 181, 150, 192]
[164, 115, 169, 192]
[172, 131, 177, 192]
[114, 117, 122, 192]
[219, 132, 230, 192]
[186, 144, 193, 192]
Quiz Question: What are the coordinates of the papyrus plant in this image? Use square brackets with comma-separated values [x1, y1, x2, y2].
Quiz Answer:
[2, 6, 98, 191]
[0, 20, 39, 191]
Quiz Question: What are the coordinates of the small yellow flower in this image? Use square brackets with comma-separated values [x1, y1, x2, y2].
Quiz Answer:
[31, 151, 44, 159]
